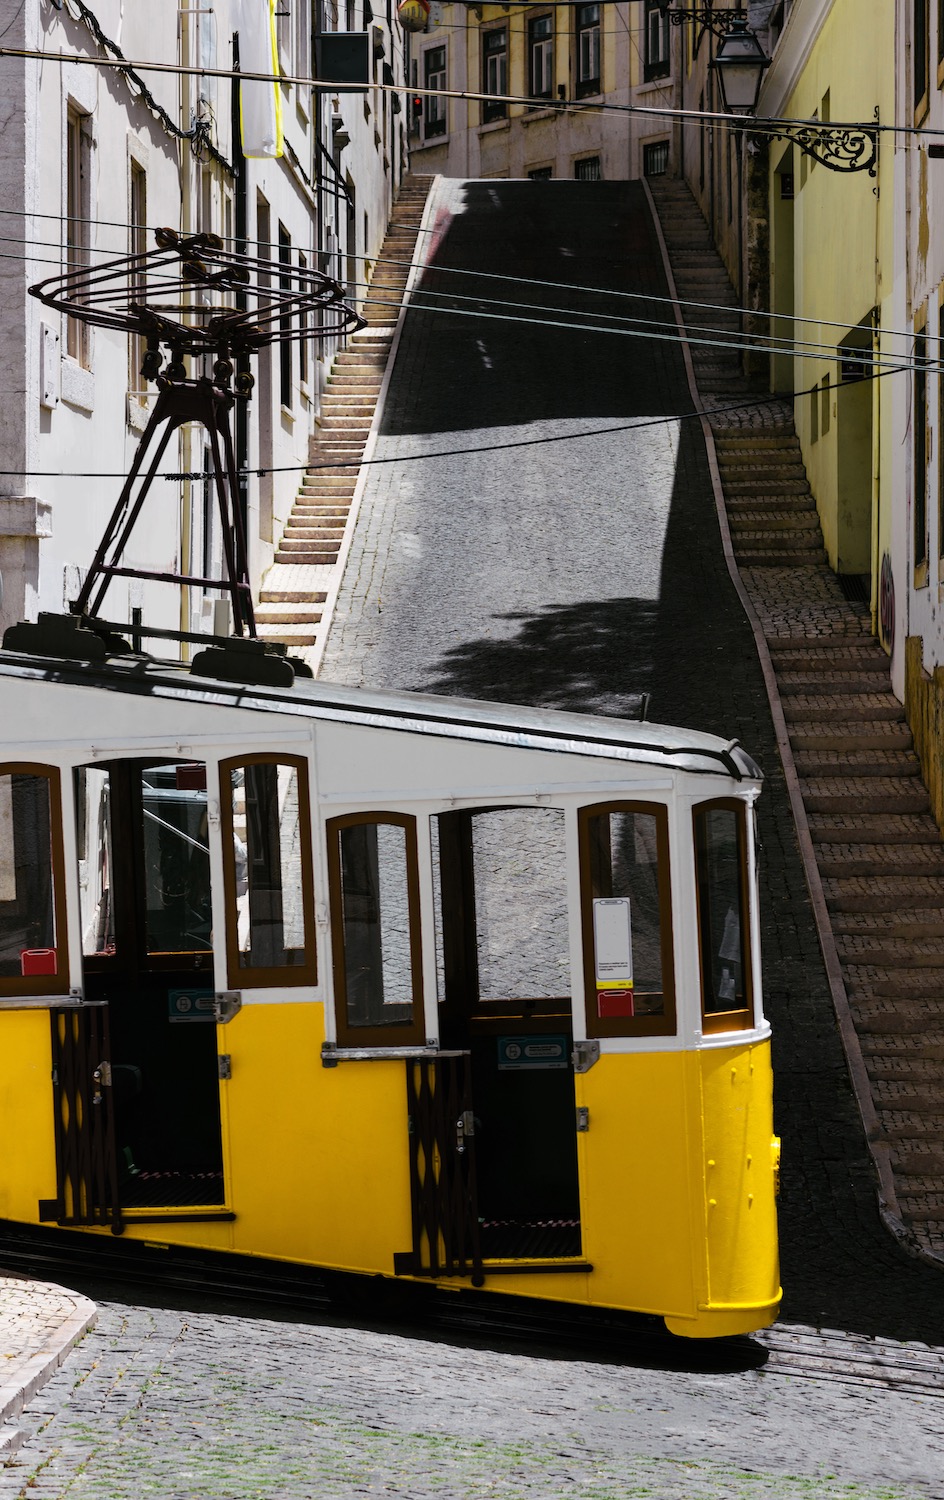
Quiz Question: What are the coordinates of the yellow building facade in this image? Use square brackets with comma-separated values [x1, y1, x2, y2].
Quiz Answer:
[408, 2, 680, 181]
[760, 0, 896, 619]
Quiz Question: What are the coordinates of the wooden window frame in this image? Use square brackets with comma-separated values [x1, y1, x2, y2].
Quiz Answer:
[577, 800, 676, 1040]
[219, 754, 317, 989]
[327, 811, 426, 1049]
[481, 26, 508, 123]
[574, 3, 601, 100]
[0, 764, 68, 997]
[527, 13, 555, 103]
[692, 798, 755, 1037]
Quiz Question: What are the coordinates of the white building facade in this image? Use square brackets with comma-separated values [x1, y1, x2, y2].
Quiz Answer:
[0, 0, 406, 643]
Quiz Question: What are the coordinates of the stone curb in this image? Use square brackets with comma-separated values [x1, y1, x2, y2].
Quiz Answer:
[0, 1275, 97, 1457]
[644, 179, 944, 1276]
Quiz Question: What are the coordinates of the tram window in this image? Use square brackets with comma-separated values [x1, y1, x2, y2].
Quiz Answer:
[141, 764, 213, 954]
[327, 813, 425, 1047]
[578, 802, 676, 1038]
[693, 800, 754, 1033]
[220, 755, 317, 987]
[75, 767, 115, 956]
[472, 808, 569, 1002]
[0, 766, 66, 994]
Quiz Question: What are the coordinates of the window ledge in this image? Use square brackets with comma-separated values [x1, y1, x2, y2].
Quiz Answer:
[479, 117, 510, 135]
[61, 357, 94, 413]
[637, 77, 673, 95]
[522, 106, 558, 124]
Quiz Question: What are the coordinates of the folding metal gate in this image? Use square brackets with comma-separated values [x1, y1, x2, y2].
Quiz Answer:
[397, 1051, 483, 1284]
[40, 1002, 123, 1232]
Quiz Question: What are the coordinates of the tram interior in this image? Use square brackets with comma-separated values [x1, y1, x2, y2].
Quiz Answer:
[76, 760, 224, 1207]
[434, 808, 582, 1260]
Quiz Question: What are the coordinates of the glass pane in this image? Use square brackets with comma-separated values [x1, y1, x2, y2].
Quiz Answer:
[142, 764, 213, 954]
[76, 767, 115, 957]
[696, 808, 748, 1015]
[339, 822, 414, 1029]
[233, 763, 307, 969]
[0, 773, 57, 978]
[586, 810, 664, 1019]
[472, 808, 569, 1000]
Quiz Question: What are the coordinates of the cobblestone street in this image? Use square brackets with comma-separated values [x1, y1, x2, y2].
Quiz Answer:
[3, 1300, 944, 1500]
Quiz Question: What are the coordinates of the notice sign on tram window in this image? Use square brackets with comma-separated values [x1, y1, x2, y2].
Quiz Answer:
[498, 1035, 569, 1071]
[593, 897, 635, 1018]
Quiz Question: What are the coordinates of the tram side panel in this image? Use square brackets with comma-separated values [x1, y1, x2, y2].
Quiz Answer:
[221, 1003, 414, 1273]
[0, 1010, 58, 1224]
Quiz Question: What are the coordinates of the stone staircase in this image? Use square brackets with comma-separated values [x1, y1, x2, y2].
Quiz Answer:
[650, 174, 944, 1261]
[255, 176, 432, 653]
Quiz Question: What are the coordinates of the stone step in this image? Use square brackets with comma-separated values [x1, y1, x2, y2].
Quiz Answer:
[735, 544, 825, 565]
[725, 494, 817, 514]
[259, 588, 327, 605]
[853, 970, 944, 1000]
[778, 671, 898, 695]
[807, 812, 940, 843]
[276, 545, 341, 563]
[771, 645, 889, 670]
[801, 777, 930, 814]
[834, 911, 944, 939]
[840, 930, 944, 966]
[283, 525, 346, 541]
[816, 844, 944, 877]
[297, 476, 359, 490]
[782, 693, 904, 723]
[723, 478, 812, 496]
[789, 722, 914, 752]
[728, 511, 821, 532]
[714, 434, 801, 451]
[793, 749, 920, 778]
[255, 605, 323, 625]
[317, 417, 373, 431]
[824, 875, 944, 912]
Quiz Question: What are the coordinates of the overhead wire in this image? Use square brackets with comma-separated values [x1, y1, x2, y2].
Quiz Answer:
[0, 366, 899, 484]
[2, 40, 944, 142]
[0, 213, 929, 359]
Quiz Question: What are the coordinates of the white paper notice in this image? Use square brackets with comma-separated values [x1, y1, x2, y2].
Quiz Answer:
[593, 897, 633, 985]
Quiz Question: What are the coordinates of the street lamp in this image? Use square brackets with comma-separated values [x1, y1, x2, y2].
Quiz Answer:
[709, 13, 878, 175]
[710, 17, 770, 116]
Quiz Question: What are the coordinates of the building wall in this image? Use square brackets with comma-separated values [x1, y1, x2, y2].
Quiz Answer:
[407, 3, 680, 182]
[758, 0, 896, 629]
[0, 0, 404, 644]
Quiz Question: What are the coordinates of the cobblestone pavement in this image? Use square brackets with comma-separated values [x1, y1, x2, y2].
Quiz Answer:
[320, 179, 944, 1342]
[3, 1299, 944, 1499]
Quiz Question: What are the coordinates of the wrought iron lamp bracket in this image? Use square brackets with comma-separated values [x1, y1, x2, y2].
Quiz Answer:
[751, 107, 879, 177]
[661, 4, 748, 47]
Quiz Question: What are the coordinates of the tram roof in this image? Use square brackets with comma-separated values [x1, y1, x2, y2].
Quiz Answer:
[0, 649, 762, 782]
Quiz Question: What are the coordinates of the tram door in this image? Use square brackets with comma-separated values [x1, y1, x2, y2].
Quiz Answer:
[74, 760, 224, 1209]
[436, 808, 581, 1260]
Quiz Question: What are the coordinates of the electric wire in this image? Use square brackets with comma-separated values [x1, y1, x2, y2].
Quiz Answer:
[2, 41, 942, 143]
[0, 224, 929, 365]
[0, 368, 893, 484]
[0, 203, 927, 356]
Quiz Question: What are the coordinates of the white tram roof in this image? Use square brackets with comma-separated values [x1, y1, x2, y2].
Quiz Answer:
[0, 649, 762, 783]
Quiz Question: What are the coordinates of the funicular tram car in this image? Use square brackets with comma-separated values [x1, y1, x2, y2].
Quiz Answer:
[0, 631, 780, 1339]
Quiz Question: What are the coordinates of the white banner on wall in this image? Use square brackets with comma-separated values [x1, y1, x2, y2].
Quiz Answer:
[235, 0, 283, 159]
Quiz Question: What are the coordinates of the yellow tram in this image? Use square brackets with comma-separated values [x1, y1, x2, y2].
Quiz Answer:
[0, 627, 780, 1338]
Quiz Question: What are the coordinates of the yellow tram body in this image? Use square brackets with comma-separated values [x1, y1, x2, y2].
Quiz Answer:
[0, 645, 780, 1339]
